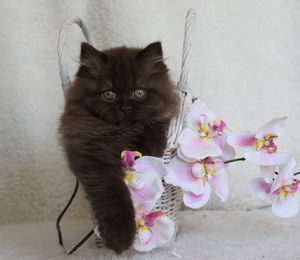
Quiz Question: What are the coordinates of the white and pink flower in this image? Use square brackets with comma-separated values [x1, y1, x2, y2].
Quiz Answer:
[249, 158, 300, 218]
[178, 99, 235, 161]
[133, 211, 174, 252]
[121, 151, 166, 212]
[227, 117, 291, 181]
[165, 156, 230, 208]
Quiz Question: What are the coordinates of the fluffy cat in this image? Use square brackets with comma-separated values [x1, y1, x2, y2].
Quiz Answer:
[59, 41, 178, 254]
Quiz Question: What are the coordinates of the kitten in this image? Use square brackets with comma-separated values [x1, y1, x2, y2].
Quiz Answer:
[59, 41, 178, 254]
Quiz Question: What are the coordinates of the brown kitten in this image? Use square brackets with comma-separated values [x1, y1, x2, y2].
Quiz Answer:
[59, 41, 178, 254]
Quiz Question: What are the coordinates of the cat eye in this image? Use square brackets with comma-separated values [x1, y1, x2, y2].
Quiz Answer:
[101, 90, 116, 101]
[132, 89, 147, 100]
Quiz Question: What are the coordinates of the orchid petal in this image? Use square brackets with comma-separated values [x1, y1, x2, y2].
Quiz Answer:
[227, 131, 256, 151]
[211, 167, 230, 202]
[271, 157, 296, 193]
[134, 215, 174, 252]
[248, 178, 272, 200]
[137, 228, 152, 245]
[255, 117, 287, 139]
[186, 99, 217, 129]
[183, 185, 211, 209]
[278, 157, 296, 180]
[260, 166, 277, 183]
[244, 151, 291, 166]
[218, 134, 236, 161]
[178, 128, 222, 161]
[135, 156, 166, 177]
[130, 171, 164, 212]
[177, 146, 198, 163]
[165, 156, 205, 195]
[272, 192, 300, 218]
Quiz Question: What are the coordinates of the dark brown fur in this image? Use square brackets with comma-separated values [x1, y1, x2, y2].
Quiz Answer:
[59, 42, 178, 254]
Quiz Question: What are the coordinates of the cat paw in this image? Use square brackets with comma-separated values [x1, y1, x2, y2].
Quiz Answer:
[100, 207, 136, 254]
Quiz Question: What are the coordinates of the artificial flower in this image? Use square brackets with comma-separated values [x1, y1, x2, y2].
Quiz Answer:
[133, 211, 174, 252]
[121, 151, 166, 212]
[178, 99, 234, 161]
[165, 155, 229, 208]
[227, 117, 291, 178]
[249, 158, 300, 218]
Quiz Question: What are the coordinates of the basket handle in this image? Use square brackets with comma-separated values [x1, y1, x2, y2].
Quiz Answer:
[178, 9, 196, 91]
[57, 17, 93, 93]
[164, 9, 197, 153]
[58, 11, 195, 93]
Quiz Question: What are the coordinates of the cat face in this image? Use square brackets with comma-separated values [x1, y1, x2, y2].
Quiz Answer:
[71, 42, 178, 125]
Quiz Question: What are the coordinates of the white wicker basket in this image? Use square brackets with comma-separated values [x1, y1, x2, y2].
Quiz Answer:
[58, 9, 196, 240]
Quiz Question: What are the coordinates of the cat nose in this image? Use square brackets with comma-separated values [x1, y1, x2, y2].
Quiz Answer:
[120, 105, 131, 113]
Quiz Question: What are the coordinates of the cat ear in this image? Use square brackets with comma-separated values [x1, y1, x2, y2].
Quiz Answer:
[80, 42, 107, 65]
[137, 42, 163, 62]
[78, 43, 107, 78]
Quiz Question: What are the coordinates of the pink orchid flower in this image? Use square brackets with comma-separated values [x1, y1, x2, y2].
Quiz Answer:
[249, 158, 300, 218]
[121, 151, 166, 212]
[227, 117, 291, 181]
[165, 155, 230, 208]
[133, 211, 174, 252]
[178, 99, 235, 161]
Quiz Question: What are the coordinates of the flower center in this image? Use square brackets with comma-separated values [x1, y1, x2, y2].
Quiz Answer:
[135, 211, 166, 245]
[121, 150, 142, 169]
[124, 171, 144, 190]
[192, 161, 216, 180]
[198, 118, 227, 138]
[199, 122, 210, 137]
[255, 135, 278, 154]
[272, 180, 298, 199]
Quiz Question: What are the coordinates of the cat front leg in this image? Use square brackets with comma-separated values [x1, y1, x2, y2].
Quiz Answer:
[69, 153, 136, 254]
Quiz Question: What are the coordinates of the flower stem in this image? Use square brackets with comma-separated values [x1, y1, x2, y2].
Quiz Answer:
[224, 157, 246, 164]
